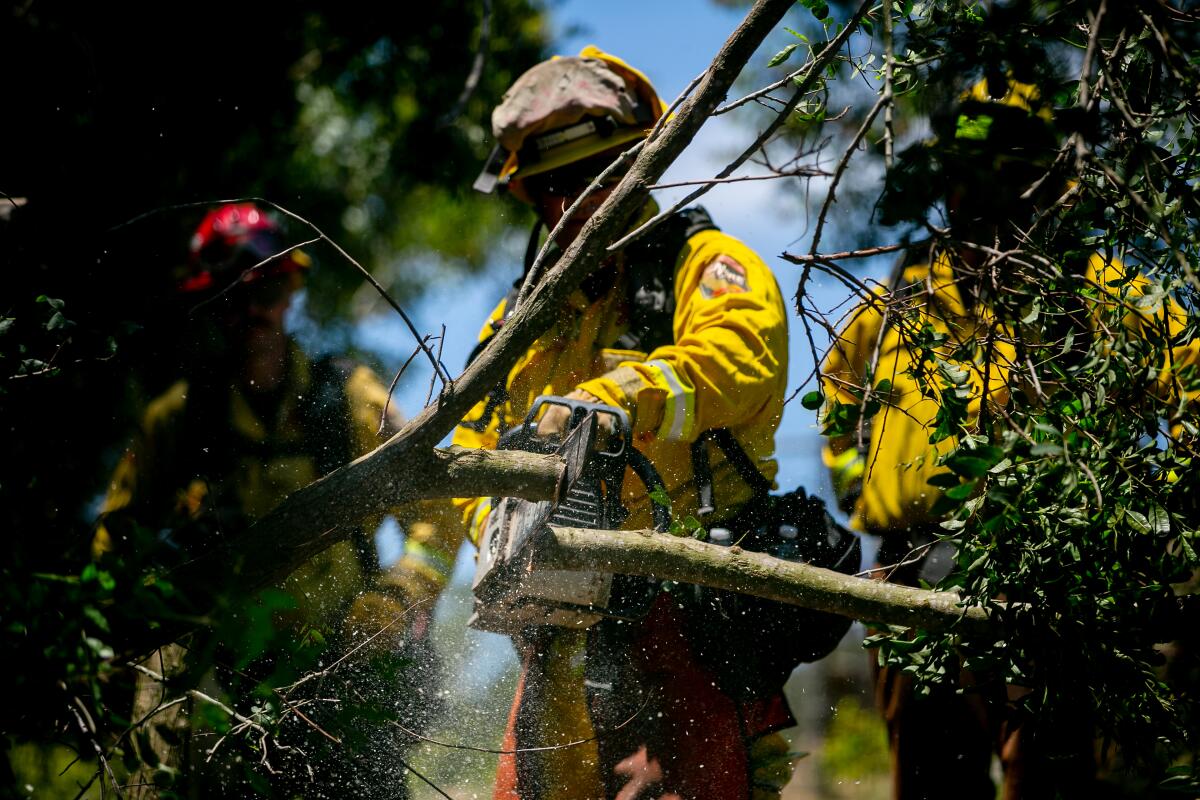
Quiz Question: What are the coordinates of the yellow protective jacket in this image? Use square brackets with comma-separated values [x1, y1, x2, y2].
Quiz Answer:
[95, 341, 405, 630]
[823, 251, 1198, 535]
[392, 215, 790, 603]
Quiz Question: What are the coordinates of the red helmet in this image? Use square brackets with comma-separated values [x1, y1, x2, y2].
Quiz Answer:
[180, 203, 311, 293]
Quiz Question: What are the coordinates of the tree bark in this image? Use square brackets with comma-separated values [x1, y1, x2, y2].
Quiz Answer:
[536, 527, 993, 637]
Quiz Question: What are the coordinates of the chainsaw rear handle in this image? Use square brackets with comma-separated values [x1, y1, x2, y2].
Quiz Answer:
[524, 395, 632, 458]
[523, 395, 671, 532]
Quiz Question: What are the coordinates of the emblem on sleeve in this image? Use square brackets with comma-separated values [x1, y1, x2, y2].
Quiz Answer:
[698, 254, 750, 299]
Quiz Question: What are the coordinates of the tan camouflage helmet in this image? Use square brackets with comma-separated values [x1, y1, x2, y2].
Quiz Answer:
[474, 46, 667, 203]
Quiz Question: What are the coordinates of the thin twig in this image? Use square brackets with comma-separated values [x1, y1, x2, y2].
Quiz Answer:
[781, 242, 905, 264]
[380, 334, 435, 435]
[288, 705, 343, 746]
[426, 323, 448, 407]
[67, 700, 123, 799]
[645, 168, 824, 190]
[109, 197, 454, 386]
[855, 540, 939, 579]
[512, 140, 646, 312]
[187, 236, 322, 315]
[512, 68, 707, 313]
[809, 92, 888, 256]
[391, 693, 651, 755]
[882, 0, 896, 170]
[438, 0, 492, 128]
[277, 597, 433, 696]
[715, 36, 843, 117]
[188, 689, 269, 738]
[397, 754, 456, 800]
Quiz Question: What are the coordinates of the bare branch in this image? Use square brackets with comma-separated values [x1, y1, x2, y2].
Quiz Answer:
[380, 334, 435, 435]
[535, 527, 994, 636]
[781, 242, 906, 264]
[809, 92, 888, 255]
[646, 168, 824, 190]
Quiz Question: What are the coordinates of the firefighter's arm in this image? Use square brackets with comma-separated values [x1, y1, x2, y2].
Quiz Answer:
[577, 230, 787, 441]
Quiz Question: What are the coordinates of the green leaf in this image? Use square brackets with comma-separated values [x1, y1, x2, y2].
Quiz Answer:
[800, 390, 824, 410]
[83, 605, 111, 633]
[96, 569, 116, 592]
[944, 480, 978, 501]
[1147, 504, 1170, 536]
[928, 472, 961, 488]
[801, 0, 830, 20]
[1125, 509, 1152, 535]
[768, 43, 799, 68]
[947, 456, 991, 479]
[648, 485, 672, 510]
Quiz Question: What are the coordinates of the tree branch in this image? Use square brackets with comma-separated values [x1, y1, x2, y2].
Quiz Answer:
[535, 527, 994, 637]
[166, 447, 565, 600]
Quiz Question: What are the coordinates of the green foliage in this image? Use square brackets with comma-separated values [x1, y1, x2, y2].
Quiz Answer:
[650, 484, 707, 539]
[814, 0, 1200, 789]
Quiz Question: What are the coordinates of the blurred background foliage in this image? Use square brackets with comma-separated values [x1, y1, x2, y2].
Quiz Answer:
[0, 0, 547, 784]
[0, 0, 547, 553]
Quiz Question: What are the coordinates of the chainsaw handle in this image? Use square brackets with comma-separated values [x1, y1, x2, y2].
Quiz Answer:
[521, 395, 669, 532]
[524, 395, 632, 458]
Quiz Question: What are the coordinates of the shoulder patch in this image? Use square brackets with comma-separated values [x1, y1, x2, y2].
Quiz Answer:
[698, 254, 750, 299]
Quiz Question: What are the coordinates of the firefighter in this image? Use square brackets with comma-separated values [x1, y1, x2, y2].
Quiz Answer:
[392, 47, 797, 799]
[93, 203, 433, 799]
[822, 77, 1199, 800]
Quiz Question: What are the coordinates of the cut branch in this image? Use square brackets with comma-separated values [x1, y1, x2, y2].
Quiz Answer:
[536, 527, 994, 637]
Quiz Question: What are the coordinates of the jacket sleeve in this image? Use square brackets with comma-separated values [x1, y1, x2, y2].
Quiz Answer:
[382, 299, 510, 604]
[577, 230, 788, 442]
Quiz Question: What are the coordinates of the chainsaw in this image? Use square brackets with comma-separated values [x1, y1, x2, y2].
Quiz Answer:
[469, 395, 670, 633]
